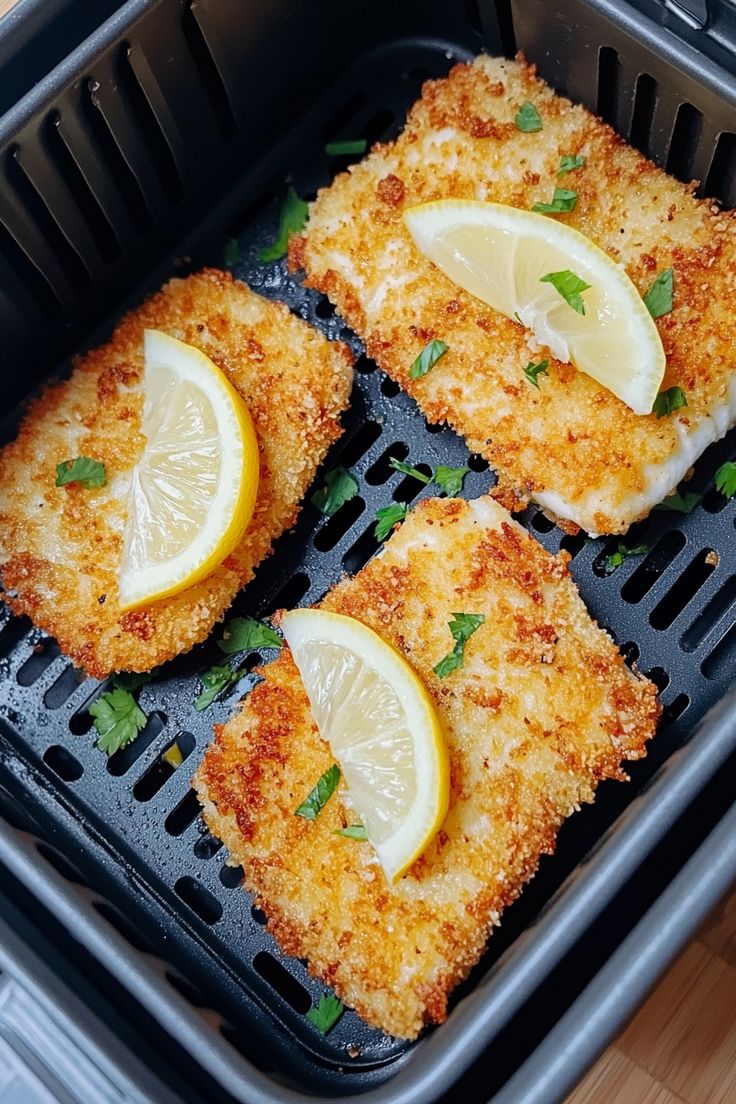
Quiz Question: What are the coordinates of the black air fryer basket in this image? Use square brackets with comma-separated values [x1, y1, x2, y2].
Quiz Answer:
[1, 1, 736, 1101]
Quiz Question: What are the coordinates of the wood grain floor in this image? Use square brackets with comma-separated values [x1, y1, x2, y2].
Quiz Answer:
[567, 889, 736, 1104]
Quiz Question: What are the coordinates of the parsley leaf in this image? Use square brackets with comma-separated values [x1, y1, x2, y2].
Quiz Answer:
[218, 617, 281, 656]
[409, 339, 449, 380]
[223, 238, 240, 266]
[311, 467, 359, 516]
[260, 186, 309, 262]
[195, 664, 245, 711]
[433, 612, 485, 679]
[434, 464, 469, 496]
[306, 994, 344, 1034]
[325, 138, 368, 156]
[334, 824, 368, 840]
[655, 490, 701, 514]
[715, 460, 736, 498]
[643, 268, 674, 320]
[55, 457, 106, 489]
[295, 763, 341, 820]
[603, 541, 650, 574]
[515, 101, 542, 132]
[90, 688, 147, 756]
[389, 458, 431, 484]
[532, 187, 577, 215]
[558, 153, 586, 175]
[524, 358, 549, 389]
[540, 270, 591, 315]
[652, 386, 687, 418]
[374, 502, 408, 541]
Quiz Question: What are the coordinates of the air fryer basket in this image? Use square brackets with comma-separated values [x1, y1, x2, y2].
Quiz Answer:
[1, 0, 736, 1100]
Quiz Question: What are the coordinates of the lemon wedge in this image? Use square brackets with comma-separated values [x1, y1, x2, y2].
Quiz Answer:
[118, 330, 259, 610]
[281, 609, 449, 883]
[404, 200, 666, 414]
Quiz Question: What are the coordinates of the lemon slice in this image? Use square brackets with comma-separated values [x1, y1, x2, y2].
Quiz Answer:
[404, 200, 665, 414]
[118, 330, 259, 610]
[281, 609, 449, 883]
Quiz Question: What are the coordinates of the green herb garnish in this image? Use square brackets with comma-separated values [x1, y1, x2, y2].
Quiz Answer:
[643, 268, 674, 320]
[306, 994, 344, 1034]
[655, 490, 700, 514]
[409, 339, 449, 380]
[540, 270, 591, 315]
[325, 138, 368, 157]
[558, 154, 586, 175]
[334, 824, 368, 840]
[311, 467, 359, 516]
[90, 688, 147, 756]
[433, 612, 485, 678]
[532, 188, 577, 215]
[652, 386, 687, 419]
[524, 358, 550, 389]
[195, 664, 246, 710]
[260, 186, 309, 262]
[223, 238, 240, 266]
[434, 464, 469, 497]
[603, 541, 650, 574]
[374, 502, 409, 541]
[55, 457, 106, 489]
[515, 101, 542, 132]
[389, 458, 431, 484]
[295, 764, 341, 820]
[217, 617, 281, 656]
[715, 460, 736, 498]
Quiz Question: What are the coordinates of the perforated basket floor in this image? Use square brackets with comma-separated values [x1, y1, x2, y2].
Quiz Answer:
[1, 11, 736, 1101]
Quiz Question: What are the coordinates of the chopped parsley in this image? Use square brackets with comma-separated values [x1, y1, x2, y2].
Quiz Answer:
[374, 502, 408, 541]
[334, 824, 368, 840]
[389, 458, 431, 484]
[540, 270, 591, 315]
[532, 187, 577, 215]
[515, 101, 542, 132]
[524, 358, 550, 389]
[223, 238, 240, 267]
[643, 268, 674, 320]
[55, 456, 106, 489]
[433, 612, 485, 678]
[603, 541, 650, 574]
[655, 490, 701, 514]
[311, 467, 359, 516]
[325, 138, 368, 156]
[558, 153, 586, 175]
[218, 616, 281, 656]
[715, 460, 736, 498]
[260, 186, 309, 262]
[434, 464, 469, 496]
[306, 994, 344, 1034]
[195, 664, 246, 710]
[295, 763, 341, 820]
[90, 688, 147, 756]
[652, 386, 687, 418]
[409, 339, 449, 380]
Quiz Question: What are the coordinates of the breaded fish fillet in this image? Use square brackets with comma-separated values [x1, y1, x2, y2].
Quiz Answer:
[194, 495, 659, 1039]
[0, 269, 353, 678]
[296, 54, 736, 535]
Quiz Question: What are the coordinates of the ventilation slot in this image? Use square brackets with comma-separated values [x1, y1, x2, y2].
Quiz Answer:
[219, 864, 243, 889]
[629, 73, 657, 153]
[645, 666, 670, 693]
[366, 442, 409, 485]
[133, 732, 195, 801]
[119, 47, 183, 204]
[264, 572, 310, 615]
[194, 831, 223, 861]
[531, 511, 555, 534]
[618, 531, 686, 600]
[44, 665, 87, 709]
[253, 952, 310, 1013]
[107, 710, 167, 777]
[666, 102, 703, 182]
[165, 788, 202, 837]
[165, 970, 212, 1008]
[560, 530, 587, 560]
[681, 577, 736, 653]
[251, 905, 267, 925]
[597, 48, 620, 126]
[182, 2, 236, 141]
[174, 876, 223, 924]
[393, 469, 431, 504]
[468, 453, 489, 471]
[336, 420, 382, 468]
[36, 842, 88, 886]
[315, 296, 335, 319]
[94, 900, 157, 954]
[649, 549, 717, 629]
[343, 523, 382, 576]
[16, 640, 60, 686]
[620, 641, 640, 669]
[0, 617, 31, 659]
[361, 109, 397, 146]
[48, 113, 120, 262]
[704, 132, 736, 208]
[381, 376, 401, 398]
[702, 618, 736, 681]
[314, 496, 365, 552]
[82, 77, 152, 233]
[43, 744, 83, 782]
[661, 693, 689, 729]
[0, 219, 62, 319]
[321, 91, 369, 143]
[354, 354, 376, 375]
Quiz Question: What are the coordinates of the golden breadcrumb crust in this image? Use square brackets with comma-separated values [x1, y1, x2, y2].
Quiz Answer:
[0, 269, 353, 678]
[295, 54, 736, 535]
[194, 495, 660, 1039]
